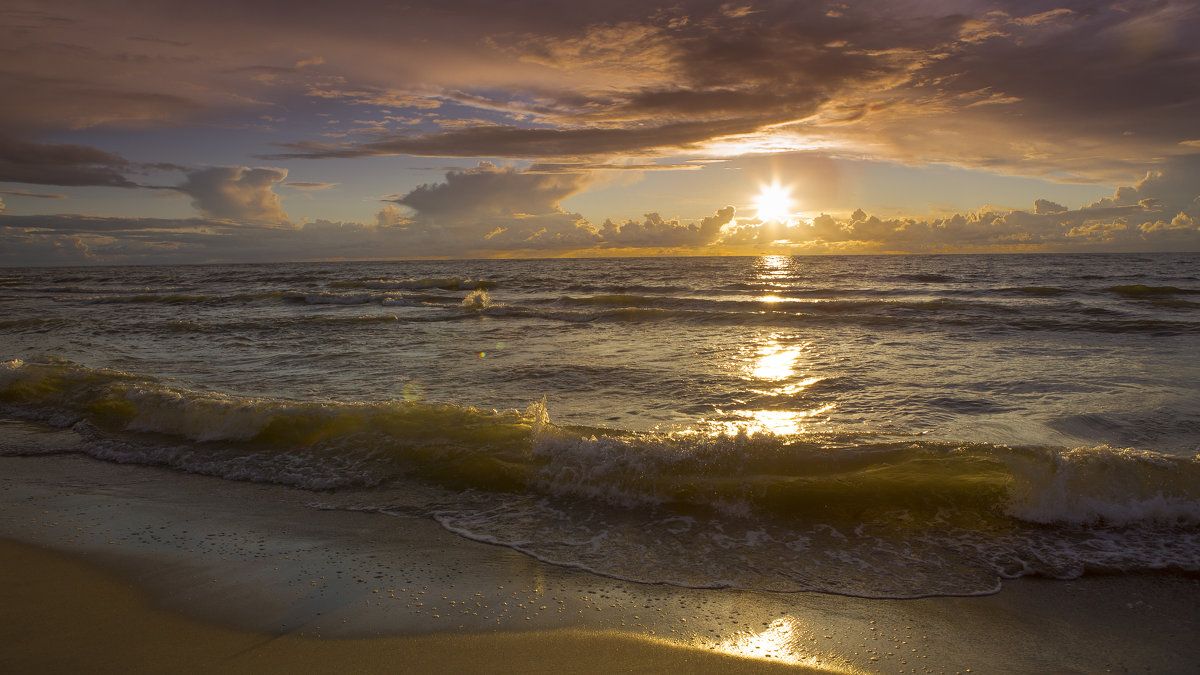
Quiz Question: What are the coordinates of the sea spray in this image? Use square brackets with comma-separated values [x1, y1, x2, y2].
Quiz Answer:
[461, 288, 491, 309]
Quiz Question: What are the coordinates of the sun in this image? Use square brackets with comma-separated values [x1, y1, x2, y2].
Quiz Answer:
[754, 182, 793, 223]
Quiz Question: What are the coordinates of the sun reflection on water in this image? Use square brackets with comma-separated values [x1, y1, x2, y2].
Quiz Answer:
[742, 406, 835, 435]
[751, 376, 825, 396]
[695, 257, 838, 438]
[758, 254, 792, 272]
[699, 405, 835, 436]
[750, 341, 808, 381]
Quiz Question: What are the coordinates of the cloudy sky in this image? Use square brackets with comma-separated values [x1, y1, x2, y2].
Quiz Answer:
[2, 0, 1198, 264]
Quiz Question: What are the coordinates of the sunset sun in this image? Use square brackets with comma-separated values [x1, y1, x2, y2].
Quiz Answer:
[754, 183, 793, 223]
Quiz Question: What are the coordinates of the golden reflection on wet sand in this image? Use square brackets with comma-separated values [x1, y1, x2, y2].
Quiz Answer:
[701, 617, 862, 673]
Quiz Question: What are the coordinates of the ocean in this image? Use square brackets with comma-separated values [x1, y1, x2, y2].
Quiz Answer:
[2, 253, 1198, 600]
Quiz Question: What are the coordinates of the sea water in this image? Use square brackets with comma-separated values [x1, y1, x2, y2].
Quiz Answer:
[1, 253, 1198, 597]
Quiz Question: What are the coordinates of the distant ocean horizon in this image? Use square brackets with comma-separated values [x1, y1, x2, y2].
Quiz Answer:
[3, 252, 1198, 598]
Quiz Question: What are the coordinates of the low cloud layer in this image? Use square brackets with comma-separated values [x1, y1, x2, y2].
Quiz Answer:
[3, 157, 1197, 265]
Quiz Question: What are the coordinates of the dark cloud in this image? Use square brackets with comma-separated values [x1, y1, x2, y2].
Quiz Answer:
[1034, 199, 1068, 215]
[280, 181, 338, 191]
[809, 2, 1200, 180]
[0, 71, 202, 133]
[250, 1, 1197, 182]
[1083, 155, 1200, 217]
[267, 119, 760, 161]
[4, 0, 1197, 183]
[389, 164, 739, 253]
[394, 162, 585, 219]
[0, 135, 136, 187]
[0, 188, 68, 199]
[385, 162, 597, 253]
[0, 213, 247, 235]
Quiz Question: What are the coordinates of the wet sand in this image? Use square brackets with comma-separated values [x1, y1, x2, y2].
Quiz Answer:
[2, 447, 1199, 673]
[1, 539, 812, 674]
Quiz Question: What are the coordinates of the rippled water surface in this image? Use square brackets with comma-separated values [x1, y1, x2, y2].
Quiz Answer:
[2, 253, 1198, 596]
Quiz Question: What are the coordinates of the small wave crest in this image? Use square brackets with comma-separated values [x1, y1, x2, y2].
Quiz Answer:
[0, 357, 539, 490]
[82, 293, 212, 305]
[460, 289, 491, 310]
[281, 290, 380, 305]
[1005, 445, 1200, 526]
[1108, 284, 1200, 298]
[330, 277, 494, 291]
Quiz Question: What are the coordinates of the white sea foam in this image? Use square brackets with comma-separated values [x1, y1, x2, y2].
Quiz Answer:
[1005, 445, 1200, 526]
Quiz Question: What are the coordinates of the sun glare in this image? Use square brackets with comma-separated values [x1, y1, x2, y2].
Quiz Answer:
[754, 183, 793, 223]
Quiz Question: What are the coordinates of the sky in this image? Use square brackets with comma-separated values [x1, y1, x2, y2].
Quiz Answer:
[1, 0, 1199, 265]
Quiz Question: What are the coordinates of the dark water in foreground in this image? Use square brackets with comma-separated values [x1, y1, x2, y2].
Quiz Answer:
[2, 253, 1198, 597]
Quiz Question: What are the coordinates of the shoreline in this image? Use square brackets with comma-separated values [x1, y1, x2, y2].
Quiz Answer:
[2, 430, 1199, 672]
[0, 539, 809, 674]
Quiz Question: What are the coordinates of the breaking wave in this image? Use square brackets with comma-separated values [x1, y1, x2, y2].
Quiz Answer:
[3, 357, 1198, 598]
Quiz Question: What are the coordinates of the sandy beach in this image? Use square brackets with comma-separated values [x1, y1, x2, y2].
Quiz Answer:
[1, 539, 814, 674]
[2, 437, 1198, 674]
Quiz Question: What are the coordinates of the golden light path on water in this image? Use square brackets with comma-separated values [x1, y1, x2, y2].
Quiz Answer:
[686, 255, 839, 437]
[743, 256, 836, 435]
[751, 341, 807, 381]
[731, 405, 836, 436]
[744, 338, 834, 434]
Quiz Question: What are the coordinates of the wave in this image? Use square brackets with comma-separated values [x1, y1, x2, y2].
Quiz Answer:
[329, 277, 495, 291]
[474, 300, 1198, 334]
[545, 294, 1008, 314]
[4, 358, 1197, 526]
[281, 290, 381, 305]
[3, 357, 1198, 597]
[1009, 286, 1070, 297]
[555, 293, 659, 307]
[562, 283, 692, 294]
[81, 293, 212, 304]
[0, 357, 536, 490]
[0, 317, 70, 331]
[1108, 284, 1200, 297]
[158, 314, 424, 333]
[893, 273, 955, 283]
[58, 290, 287, 305]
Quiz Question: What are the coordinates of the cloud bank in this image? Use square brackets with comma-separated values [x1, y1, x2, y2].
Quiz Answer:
[3, 157, 1197, 265]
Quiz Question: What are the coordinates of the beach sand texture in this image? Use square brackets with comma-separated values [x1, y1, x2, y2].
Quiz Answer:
[3, 451, 1198, 674]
